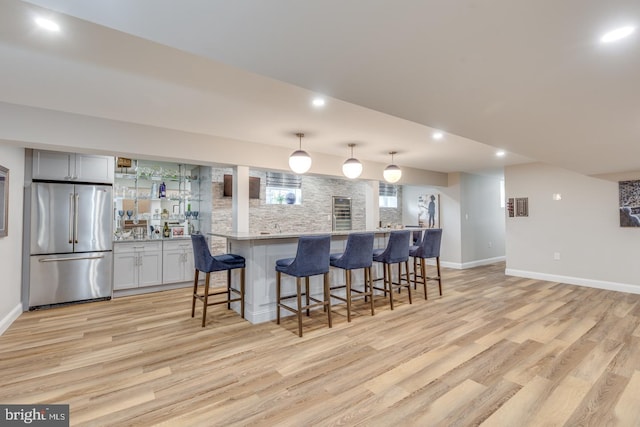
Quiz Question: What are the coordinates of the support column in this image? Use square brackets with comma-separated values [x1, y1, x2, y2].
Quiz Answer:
[232, 166, 249, 233]
[365, 179, 380, 229]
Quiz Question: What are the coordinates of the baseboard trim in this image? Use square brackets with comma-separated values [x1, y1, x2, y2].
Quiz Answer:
[461, 256, 506, 270]
[0, 303, 23, 336]
[505, 268, 640, 295]
[435, 256, 506, 270]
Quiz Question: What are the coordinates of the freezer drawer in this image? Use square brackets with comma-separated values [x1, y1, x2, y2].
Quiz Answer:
[29, 252, 113, 308]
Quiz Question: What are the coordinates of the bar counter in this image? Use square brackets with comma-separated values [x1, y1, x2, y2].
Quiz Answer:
[209, 230, 393, 324]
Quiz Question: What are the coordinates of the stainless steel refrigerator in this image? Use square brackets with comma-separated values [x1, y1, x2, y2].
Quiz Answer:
[29, 182, 113, 309]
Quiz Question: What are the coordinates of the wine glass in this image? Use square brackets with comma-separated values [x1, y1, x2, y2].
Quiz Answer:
[118, 210, 124, 219]
[192, 211, 199, 220]
[185, 211, 192, 219]
[126, 210, 133, 220]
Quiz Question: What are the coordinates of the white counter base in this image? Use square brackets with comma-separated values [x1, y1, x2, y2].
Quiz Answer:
[214, 231, 392, 324]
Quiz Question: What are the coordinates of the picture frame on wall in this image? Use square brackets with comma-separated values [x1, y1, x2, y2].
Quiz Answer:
[0, 165, 8, 238]
[619, 180, 640, 227]
[418, 193, 439, 228]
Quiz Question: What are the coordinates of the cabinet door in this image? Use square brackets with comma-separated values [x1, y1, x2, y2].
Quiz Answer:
[183, 249, 196, 282]
[162, 249, 184, 284]
[139, 249, 163, 287]
[32, 150, 72, 181]
[113, 252, 138, 290]
[74, 154, 114, 183]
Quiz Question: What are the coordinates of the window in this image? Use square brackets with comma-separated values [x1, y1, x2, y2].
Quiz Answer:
[379, 182, 397, 208]
[266, 172, 302, 205]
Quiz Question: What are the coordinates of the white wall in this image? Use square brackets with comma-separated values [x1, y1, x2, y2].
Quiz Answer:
[403, 172, 506, 269]
[0, 142, 25, 334]
[505, 163, 640, 292]
[459, 172, 506, 265]
[403, 175, 463, 266]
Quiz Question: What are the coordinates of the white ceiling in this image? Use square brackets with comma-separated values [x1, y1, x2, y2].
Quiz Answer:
[3, 0, 640, 176]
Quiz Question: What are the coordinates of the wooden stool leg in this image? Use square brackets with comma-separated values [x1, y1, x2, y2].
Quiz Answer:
[346, 269, 352, 322]
[382, 264, 388, 297]
[202, 272, 211, 327]
[191, 269, 199, 318]
[325, 272, 332, 328]
[227, 269, 232, 310]
[276, 271, 281, 325]
[305, 277, 311, 316]
[367, 266, 374, 316]
[240, 267, 245, 319]
[413, 257, 418, 289]
[387, 264, 394, 310]
[437, 257, 442, 295]
[296, 277, 303, 337]
[405, 261, 412, 304]
[422, 258, 428, 300]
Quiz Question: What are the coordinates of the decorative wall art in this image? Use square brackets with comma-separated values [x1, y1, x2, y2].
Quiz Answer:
[506, 197, 529, 218]
[619, 180, 640, 227]
[418, 193, 440, 228]
[515, 197, 529, 217]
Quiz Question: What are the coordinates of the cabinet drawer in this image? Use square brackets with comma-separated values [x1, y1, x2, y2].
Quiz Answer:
[114, 241, 162, 254]
[163, 240, 193, 251]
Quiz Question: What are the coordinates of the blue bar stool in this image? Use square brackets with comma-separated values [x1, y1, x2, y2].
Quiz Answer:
[329, 232, 375, 322]
[191, 234, 246, 327]
[275, 235, 332, 337]
[409, 228, 443, 299]
[372, 230, 412, 310]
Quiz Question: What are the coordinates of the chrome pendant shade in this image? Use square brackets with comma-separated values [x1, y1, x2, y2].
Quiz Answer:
[342, 143, 363, 179]
[288, 133, 312, 174]
[383, 151, 402, 183]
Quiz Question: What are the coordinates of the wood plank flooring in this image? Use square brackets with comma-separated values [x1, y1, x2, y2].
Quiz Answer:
[2, 263, 640, 426]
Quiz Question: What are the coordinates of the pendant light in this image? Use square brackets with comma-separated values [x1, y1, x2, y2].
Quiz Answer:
[383, 151, 402, 183]
[342, 143, 363, 179]
[288, 132, 312, 174]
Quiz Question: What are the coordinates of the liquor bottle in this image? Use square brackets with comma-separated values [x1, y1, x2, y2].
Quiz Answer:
[159, 182, 166, 198]
[163, 221, 170, 238]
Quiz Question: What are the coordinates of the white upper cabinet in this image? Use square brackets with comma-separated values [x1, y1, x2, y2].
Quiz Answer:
[33, 150, 114, 183]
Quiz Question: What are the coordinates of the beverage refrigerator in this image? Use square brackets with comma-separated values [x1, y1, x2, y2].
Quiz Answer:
[28, 182, 113, 309]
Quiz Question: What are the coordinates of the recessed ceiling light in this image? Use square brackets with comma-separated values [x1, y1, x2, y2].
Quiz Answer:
[600, 26, 635, 43]
[35, 17, 60, 32]
[312, 98, 325, 107]
[432, 131, 444, 140]
[496, 150, 506, 157]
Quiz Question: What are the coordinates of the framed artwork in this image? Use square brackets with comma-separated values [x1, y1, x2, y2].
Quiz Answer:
[418, 193, 439, 228]
[0, 165, 8, 237]
[619, 180, 640, 227]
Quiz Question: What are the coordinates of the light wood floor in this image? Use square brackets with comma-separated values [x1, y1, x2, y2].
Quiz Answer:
[2, 263, 640, 426]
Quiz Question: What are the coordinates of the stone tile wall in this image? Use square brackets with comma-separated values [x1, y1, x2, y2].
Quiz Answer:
[208, 168, 402, 254]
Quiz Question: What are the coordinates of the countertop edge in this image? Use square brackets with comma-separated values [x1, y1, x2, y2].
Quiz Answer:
[208, 229, 406, 241]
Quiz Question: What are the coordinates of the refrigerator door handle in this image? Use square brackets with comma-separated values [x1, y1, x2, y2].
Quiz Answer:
[68, 192, 74, 244]
[74, 193, 79, 244]
[39, 254, 106, 262]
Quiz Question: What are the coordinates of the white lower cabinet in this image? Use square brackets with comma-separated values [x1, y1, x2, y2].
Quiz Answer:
[162, 240, 195, 284]
[113, 241, 163, 290]
[114, 239, 197, 292]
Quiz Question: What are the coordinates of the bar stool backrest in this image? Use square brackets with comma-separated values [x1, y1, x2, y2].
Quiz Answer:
[417, 228, 443, 259]
[377, 230, 411, 264]
[285, 234, 331, 277]
[334, 232, 374, 270]
[191, 233, 242, 273]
